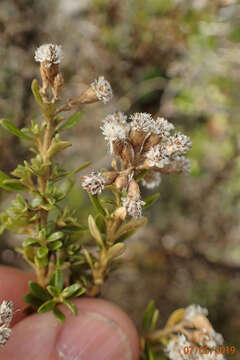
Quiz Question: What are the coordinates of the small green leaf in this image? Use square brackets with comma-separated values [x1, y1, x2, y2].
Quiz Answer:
[0, 118, 32, 140]
[75, 288, 87, 297]
[47, 231, 64, 242]
[143, 300, 156, 331]
[116, 217, 147, 238]
[58, 110, 84, 131]
[48, 240, 63, 250]
[89, 194, 106, 216]
[22, 238, 39, 247]
[0, 170, 26, 191]
[67, 161, 91, 177]
[61, 283, 82, 299]
[54, 269, 64, 292]
[29, 281, 51, 301]
[30, 197, 43, 208]
[35, 255, 48, 268]
[63, 299, 78, 315]
[47, 141, 71, 159]
[143, 193, 160, 210]
[37, 247, 49, 258]
[38, 300, 56, 313]
[47, 285, 59, 297]
[53, 307, 66, 322]
[24, 293, 43, 308]
[31, 79, 43, 106]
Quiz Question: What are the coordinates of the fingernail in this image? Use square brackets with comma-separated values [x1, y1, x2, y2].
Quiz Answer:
[56, 311, 133, 360]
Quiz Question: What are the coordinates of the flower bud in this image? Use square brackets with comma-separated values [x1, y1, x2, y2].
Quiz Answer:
[114, 174, 128, 190]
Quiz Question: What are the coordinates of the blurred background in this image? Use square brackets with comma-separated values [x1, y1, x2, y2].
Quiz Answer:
[0, 0, 240, 347]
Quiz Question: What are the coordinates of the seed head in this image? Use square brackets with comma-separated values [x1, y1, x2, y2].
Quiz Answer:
[0, 325, 11, 346]
[166, 334, 191, 360]
[152, 117, 175, 137]
[80, 172, 105, 195]
[91, 76, 113, 104]
[121, 197, 145, 218]
[184, 304, 208, 321]
[164, 133, 192, 159]
[101, 112, 130, 153]
[0, 301, 13, 325]
[145, 144, 170, 169]
[34, 44, 63, 68]
[129, 112, 154, 133]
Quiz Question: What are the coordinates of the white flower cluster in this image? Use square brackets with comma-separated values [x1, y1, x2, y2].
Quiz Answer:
[101, 112, 130, 153]
[0, 300, 13, 346]
[121, 197, 145, 218]
[166, 334, 191, 360]
[146, 133, 192, 170]
[91, 76, 113, 104]
[34, 44, 64, 67]
[80, 171, 106, 195]
[184, 304, 208, 321]
[129, 113, 175, 138]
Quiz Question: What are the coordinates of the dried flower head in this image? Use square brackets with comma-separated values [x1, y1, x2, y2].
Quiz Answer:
[101, 112, 130, 153]
[152, 117, 175, 137]
[0, 300, 13, 325]
[184, 304, 208, 321]
[0, 325, 11, 346]
[166, 334, 191, 360]
[145, 144, 170, 169]
[34, 44, 64, 67]
[121, 197, 145, 218]
[130, 112, 154, 133]
[141, 171, 161, 189]
[91, 76, 113, 104]
[164, 133, 192, 159]
[80, 171, 106, 195]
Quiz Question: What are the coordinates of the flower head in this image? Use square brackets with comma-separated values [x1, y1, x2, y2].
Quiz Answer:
[165, 133, 192, 159]
[91, 76, 113, 104]
[145, 144, 170, 168]
[80, 172, 105, 195]
[34, 44, 64, 67]
[0, 325, 11, 346]
[152, 117, 175, 137]
[129, 113, 154, 133]
[0, 301, 13, 325]
[166, 334, 191, 360]
[121, 197, 145, 218]
[101, 112, 130, 153]
[184, 304, 208, 321]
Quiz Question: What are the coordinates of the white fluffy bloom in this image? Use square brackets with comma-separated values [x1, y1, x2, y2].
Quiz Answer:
[121, 197, 145, 218]
[184, 304, 208, 321]
[0, 325, 11, 346]
[91, 76, 113, 104]
[152, 117, 175, 137]
[34, 44, 64, 67]
[146, 144, 170, 168]
[81, 172, 105, 195]
[101, 112, 130, 152]
[0, 301, 13, 325]
[200, 353, 225, 360]
[163, 133, 192, 160]
[141, 172, 161, 189]
[130, 112, 154, 133]
[166, 334, 192, 360]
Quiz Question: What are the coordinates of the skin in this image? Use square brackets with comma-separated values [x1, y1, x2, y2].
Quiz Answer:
[0, 266, 139, 360]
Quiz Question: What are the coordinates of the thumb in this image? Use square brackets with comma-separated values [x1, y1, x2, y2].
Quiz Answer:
[1, 298, 139, 360]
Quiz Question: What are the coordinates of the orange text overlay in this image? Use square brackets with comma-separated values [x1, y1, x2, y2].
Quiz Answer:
[183, 345, 237, 355]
